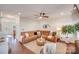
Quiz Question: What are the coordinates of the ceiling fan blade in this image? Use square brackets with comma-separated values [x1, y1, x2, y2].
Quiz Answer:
[43, 16, 49, 18]
[34, 14, 39, 16]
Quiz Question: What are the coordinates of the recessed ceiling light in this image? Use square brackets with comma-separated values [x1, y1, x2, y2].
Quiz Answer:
[5, 14, 14, 18]
[0, 11, 3, 16]
[18, 12, 21, 16]
[60, 12, 65, 16]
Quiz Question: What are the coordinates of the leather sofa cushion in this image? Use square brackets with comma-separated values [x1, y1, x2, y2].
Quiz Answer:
[25, 33, 29, 37]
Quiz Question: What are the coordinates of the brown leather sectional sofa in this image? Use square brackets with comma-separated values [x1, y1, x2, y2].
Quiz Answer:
[19, 30, 60, 44]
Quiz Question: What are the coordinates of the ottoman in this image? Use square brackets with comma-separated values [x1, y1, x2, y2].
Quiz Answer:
[36, 37, 46, 46]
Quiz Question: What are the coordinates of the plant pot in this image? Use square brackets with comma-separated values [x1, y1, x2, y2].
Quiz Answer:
[77, 31, 79, 40]
[67, 33, 74, 38]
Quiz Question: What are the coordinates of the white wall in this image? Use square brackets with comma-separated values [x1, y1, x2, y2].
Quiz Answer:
[0, 17, 3, 38]
[20, 19, 38, 32]
[20, 15, 79, 32]
[0, 17, 2, 32]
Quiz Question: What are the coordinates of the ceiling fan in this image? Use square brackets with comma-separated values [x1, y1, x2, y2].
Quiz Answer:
[34, 12, 49, 19]
[72, 4, 79, 16]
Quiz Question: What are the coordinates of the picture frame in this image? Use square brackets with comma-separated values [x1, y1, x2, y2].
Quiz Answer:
[43, 24, 50, 29]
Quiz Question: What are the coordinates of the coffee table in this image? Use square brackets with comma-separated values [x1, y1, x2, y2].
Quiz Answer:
[36, 37, 46, 46]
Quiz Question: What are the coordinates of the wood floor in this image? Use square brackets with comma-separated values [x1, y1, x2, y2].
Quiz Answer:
[5, 36, 79, 54]
[8, 38, 34, 54]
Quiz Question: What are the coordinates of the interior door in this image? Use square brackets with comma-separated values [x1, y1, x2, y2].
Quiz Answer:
[2, 17, 20, 40]
[3, 22, 14, 35]
[2, 18, 16, 36]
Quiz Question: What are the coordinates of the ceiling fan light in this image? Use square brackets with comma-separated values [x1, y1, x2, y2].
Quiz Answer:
[39, 16, 42, 19]
[73, 7, 76, 10]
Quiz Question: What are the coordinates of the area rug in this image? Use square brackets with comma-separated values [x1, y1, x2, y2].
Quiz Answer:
[23, 40, 51, 54]
[23, 40, 72, 54]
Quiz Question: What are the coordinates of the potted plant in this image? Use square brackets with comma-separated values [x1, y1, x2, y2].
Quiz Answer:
[67, 25, 75, 34]
[67, 25, 75, 38]
[62, 25, 68, 38]
[75, 23, 79, 31]
[62, 25, 68, 34]
[62, 25, 75, 38]
[75, 23, 79, 39]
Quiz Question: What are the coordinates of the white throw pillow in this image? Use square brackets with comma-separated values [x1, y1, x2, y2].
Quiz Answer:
[19, 36, 23, 42]
[37, 31, 41, 36]
[48, 36, 52, 39]
[25, 33, 29, 37]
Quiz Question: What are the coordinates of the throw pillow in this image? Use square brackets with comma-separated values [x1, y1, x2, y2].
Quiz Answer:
[25, 33, 29, 37]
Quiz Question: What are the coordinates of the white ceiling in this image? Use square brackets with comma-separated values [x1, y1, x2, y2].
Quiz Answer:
[0, 4, 79, 19]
